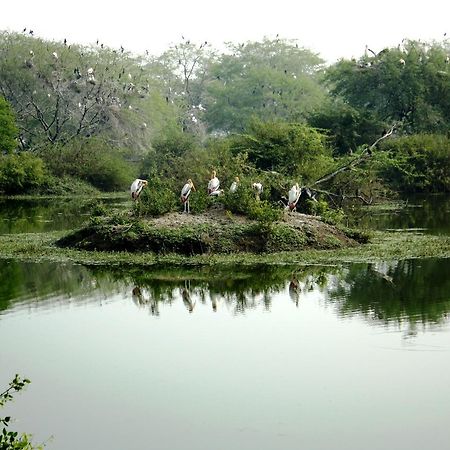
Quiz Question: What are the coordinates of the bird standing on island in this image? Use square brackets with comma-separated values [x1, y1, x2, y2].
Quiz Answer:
[207, 170, 220, 195]
[181, 179, 196, 213]
[229, 176, 240, 193]
[130, 179, 148, 200]
[252, 182, 263, 200]
[287, 183, 301, 211]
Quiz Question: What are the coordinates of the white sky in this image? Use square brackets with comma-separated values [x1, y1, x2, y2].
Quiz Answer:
[1, 0, 448, 63]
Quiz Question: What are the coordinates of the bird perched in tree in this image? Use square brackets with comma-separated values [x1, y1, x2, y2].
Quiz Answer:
[229, 176, 240, 193]
[252, 182, 263, 200]
[181, 179, 196, 213]
[130, 179, 148, 200]
[207, 170, 220, 195]
[287, 183, 301, 211]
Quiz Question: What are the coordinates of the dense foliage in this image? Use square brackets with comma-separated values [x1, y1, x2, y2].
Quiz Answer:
[377, 134, 450, 192]
[0, 96, 18, 153]
[0, 30, 448, 199]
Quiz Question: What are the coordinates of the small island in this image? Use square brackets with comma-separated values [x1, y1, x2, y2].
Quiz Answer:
[56, 206, 366, 255]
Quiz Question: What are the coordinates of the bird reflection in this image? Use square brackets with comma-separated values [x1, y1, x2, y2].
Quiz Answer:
[210, 292, 221, 312]
[131, 286, 159, 316]
[181, 280, 196, 313]
[289, 276, 300, 307]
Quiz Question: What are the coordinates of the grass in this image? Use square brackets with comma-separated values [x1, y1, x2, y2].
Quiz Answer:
[0, 228, 448, 267]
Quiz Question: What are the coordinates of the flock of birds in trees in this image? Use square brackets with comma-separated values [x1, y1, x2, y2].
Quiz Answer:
[130, 171, 305, 214]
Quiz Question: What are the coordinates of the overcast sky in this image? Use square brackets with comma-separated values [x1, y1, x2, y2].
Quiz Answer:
[1, 0, 448, 63]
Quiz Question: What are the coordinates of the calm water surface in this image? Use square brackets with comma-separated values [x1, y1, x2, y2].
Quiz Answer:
[1, 195, 449, 450]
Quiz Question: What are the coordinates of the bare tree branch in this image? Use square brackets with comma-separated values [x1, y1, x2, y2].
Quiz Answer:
[311, 124, 396, 187]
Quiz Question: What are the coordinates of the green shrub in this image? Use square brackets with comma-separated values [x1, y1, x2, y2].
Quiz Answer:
[305, 199, 345, 225]
[222, 180, 282, 223]
[39, 138, 134, 192]
[134, 177, 178, 217]
[188, 187, 213, 214]
[0, 96, 18, 154]
[378, 134, 450, 192]
[0, 152, 47, 194]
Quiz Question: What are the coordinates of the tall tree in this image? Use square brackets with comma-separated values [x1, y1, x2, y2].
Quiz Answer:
[204, 38, 327, 133]
[324, 40, 450, 134]
[0, 95, 18, 153]
[0, 32, 152, 151]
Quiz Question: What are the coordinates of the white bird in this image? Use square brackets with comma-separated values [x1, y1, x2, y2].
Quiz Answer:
[207, 170, 220, 195]
[252, 182, 263, 200]
[52, 52, 58, 60]
[399, 58, 406, 65]
[229, 176, 240, 193]
[130, 178, 148, 200]
[287, 183, 301, 211]
[181, 179, 196, 213]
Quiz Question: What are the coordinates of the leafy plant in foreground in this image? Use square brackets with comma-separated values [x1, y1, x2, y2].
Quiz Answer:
[1, 374, 43, 450]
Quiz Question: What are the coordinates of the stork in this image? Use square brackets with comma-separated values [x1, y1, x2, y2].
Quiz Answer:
[252, 182, 263, 200]
[181, 179, 196, 213]
[287, 183, 301, 211]
[229, 176, 240, 193]
[207, 170, 220, 195]
[130, 178, 148, 200]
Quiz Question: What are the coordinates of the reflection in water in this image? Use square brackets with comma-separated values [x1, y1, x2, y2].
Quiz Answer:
[0, 196, 127, 234]
[350, 193, 450, 235]
[1, 259, 449, 331]
[327, 259, 450, 334]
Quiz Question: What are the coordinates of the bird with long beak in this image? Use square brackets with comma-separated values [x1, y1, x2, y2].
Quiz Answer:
[181, 179, 196, 213]
[208, 170, 220, 195]
[229, 176, 240, 193]
[252, 182, 263, 200]
[287, 183, 301, 211]
[130, 179, 148, 200]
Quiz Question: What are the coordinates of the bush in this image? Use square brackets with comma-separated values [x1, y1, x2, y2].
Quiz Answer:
[306, 199, 346, 225]
[0, 152, 47, 194]
[222, 180, 282, 223]
[378, 134, 450, 192]
[0, 96, 18, 154]
[134, 177, 178, 217]
[188, 187, 213, 214]
[39, 138, 134, 191]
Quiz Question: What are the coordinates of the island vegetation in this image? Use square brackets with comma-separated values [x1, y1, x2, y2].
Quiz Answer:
[0, 31, 449, 258]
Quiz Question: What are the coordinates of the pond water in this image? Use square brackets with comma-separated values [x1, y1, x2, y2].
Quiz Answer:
[0, 196, 127, 234]
[350, 193, 450, 235]
[1, 195, 449, 450]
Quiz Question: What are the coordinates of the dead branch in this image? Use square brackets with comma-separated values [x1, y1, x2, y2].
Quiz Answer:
[311, 124, 395, 187]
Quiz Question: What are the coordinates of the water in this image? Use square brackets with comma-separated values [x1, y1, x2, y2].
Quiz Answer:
[0, 196, 126, 234]
[350, 193, 450, 235]
[1, 195, 449, 450]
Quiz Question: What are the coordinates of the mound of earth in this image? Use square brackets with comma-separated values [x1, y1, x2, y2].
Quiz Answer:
[57, 207, 366, 255]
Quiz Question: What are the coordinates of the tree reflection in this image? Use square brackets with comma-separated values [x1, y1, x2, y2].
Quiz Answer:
[327, 258, 450, 327]
[1, 259, 449, 328]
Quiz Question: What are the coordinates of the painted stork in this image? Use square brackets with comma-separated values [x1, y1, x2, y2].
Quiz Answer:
[229, 176, 240, 193]
[252, 182, 263, 200]
[207, 170, 220, 195]
[130, 178, 148, 200]
[181, 179, 196, 213]
[287, 183, 301, 211]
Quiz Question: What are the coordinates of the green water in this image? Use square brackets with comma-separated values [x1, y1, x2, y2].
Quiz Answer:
[0, 195, 449, 450]
[350, 193, 450, 235]
[0, 196, 126, 233]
